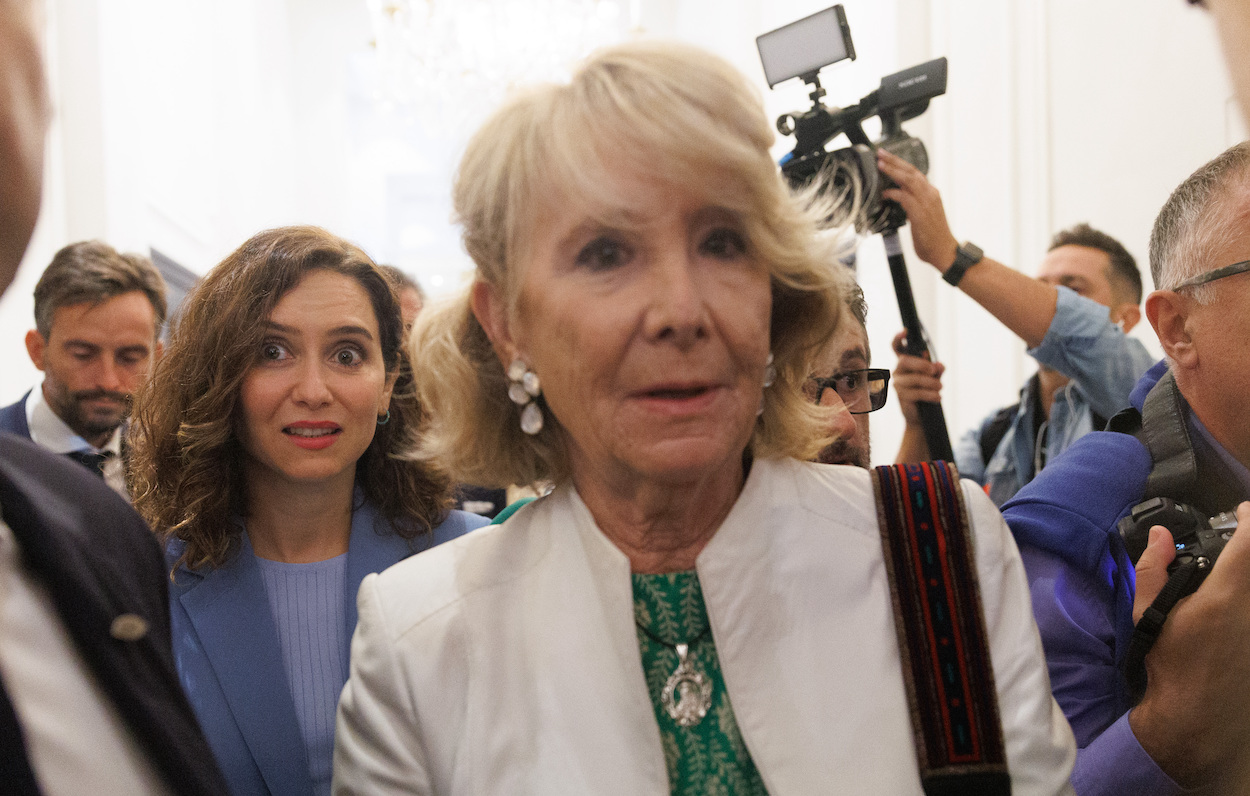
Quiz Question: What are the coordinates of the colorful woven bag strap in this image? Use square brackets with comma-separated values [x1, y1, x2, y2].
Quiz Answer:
[871, 461, 1011, 796]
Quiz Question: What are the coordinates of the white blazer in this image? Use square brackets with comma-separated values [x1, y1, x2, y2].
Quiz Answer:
[333, 458, 1075, 795]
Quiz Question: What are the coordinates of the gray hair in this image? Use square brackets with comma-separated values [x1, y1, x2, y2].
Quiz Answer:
[1150, 142, 1250, 303]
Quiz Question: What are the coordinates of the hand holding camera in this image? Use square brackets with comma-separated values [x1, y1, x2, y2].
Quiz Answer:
[876, 149, 959, 269]
[1128, 501, 1250, 789]
[1120, 497, 1237, 588]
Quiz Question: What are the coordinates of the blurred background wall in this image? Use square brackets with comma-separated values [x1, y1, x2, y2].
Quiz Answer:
[1, 0, 1239, 464]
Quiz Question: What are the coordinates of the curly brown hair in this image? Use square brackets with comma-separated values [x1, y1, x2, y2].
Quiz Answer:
[130, 225, 452, 571]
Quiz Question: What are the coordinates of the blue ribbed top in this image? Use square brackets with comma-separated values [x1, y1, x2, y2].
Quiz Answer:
[256, 553, 348, 796]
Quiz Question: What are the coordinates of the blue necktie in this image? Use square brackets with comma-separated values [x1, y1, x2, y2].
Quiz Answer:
[64, 450, 113, 478]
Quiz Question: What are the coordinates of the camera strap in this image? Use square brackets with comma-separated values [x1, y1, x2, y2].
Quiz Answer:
[1123, 558, 1205, 704]
[1138, 371, 1200, 502]
[871, 461, 1010, 796]
[1113, 368, 1243, 703]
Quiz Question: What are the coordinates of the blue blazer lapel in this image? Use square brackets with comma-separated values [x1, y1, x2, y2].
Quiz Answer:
[340, 506, 486, 663]
[178, 536, 311, 796]
[343, 503, 414, 655]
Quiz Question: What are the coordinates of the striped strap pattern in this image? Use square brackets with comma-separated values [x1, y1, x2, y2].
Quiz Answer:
[871, 461, 1010, 796]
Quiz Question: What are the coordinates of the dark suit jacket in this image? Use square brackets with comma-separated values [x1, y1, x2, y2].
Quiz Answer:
[0, 432, 228, 795]
[0, 391, 31, 439]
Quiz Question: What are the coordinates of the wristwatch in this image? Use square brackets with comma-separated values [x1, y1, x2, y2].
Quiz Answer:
[942, 241, 983, 286]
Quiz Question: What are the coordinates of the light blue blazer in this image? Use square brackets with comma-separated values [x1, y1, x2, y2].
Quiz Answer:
[167, 503, 487, 796]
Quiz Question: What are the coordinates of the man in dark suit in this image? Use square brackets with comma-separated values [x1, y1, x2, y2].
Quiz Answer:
[0, 2, 226, 793]
[0, 238, 165, 495]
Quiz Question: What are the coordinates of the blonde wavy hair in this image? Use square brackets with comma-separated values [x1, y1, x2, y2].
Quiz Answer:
[412, 40, 854, 488]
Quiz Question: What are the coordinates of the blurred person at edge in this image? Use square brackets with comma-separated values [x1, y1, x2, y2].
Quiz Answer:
[377, 264, 509, 518]
[809, 273, 889, 469]
[332, 40, 1075, 795]
[1198, 0, 1250, 128]
[0, 240, 166, 496]
[0, 1, 228, 793]
[127, 226, 488, 796]
[377, 264, 425, 328]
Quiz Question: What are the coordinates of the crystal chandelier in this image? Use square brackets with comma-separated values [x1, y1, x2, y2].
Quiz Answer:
[366, 0, 634, 131]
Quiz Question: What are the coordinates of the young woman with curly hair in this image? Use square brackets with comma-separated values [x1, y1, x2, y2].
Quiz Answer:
[129, 225, 487, 796]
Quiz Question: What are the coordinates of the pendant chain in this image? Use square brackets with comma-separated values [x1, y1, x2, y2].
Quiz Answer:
[634, 618, 712, 651]
[634, 592, 716, 727]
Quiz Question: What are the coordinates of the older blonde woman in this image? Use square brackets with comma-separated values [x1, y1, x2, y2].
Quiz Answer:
[333, 41, 1075, 795]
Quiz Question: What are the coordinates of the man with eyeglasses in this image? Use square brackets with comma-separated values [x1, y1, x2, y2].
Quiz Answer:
[809, 279, 890, 469]
[1000, 141, 1250, 793]
[880, 148, 1155, 505]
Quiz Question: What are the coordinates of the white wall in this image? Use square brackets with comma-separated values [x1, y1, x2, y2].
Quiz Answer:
[914, 0, 1239, 464]
[1, 0, 367, 403]
[0, 0, 1241, 467]
[634, 0, 1239, 463]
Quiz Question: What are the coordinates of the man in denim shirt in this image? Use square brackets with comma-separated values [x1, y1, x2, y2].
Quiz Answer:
[878, 149, 1155, 504]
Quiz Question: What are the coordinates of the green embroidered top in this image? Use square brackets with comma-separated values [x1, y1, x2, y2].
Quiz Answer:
[632, 571, 769, 796]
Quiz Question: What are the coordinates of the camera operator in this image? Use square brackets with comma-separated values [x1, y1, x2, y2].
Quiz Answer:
[1001, 141, 1250, 794]
[879, 149, 1155, 505]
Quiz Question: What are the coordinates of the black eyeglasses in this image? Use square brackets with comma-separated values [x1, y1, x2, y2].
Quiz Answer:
[1173, 260, 1250, 290]
[806, 368, 891, 414]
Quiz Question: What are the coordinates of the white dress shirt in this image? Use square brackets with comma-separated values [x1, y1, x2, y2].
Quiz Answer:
[0, 516, 168, 795]
[25, 387, 127, 497]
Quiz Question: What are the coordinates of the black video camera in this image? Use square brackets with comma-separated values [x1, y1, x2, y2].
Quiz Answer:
[1118, 497, 1238, 588]
[757, 5, 947, 234]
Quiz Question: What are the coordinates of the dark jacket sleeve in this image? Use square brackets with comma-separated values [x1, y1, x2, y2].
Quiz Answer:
[0, 432, 229, 796]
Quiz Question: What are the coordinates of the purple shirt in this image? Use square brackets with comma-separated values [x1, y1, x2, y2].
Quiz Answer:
[999, 360, 1181, 796]
[1018, 545, 1181, 795]
[1005, 366, 1248, 795]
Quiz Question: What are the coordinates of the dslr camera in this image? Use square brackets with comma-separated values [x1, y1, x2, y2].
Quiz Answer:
[757, 5, 947, 234]
[1118, 497, 1238, 589]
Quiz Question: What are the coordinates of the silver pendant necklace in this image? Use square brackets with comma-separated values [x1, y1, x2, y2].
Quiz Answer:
[636, 620, 713, 727]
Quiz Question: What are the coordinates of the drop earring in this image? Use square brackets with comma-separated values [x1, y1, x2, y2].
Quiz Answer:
[759, 352, 776, 417]
[508, 358, 544, 435]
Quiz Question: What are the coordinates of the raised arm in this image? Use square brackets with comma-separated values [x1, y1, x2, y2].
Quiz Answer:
[877, 149, 1059, 349]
